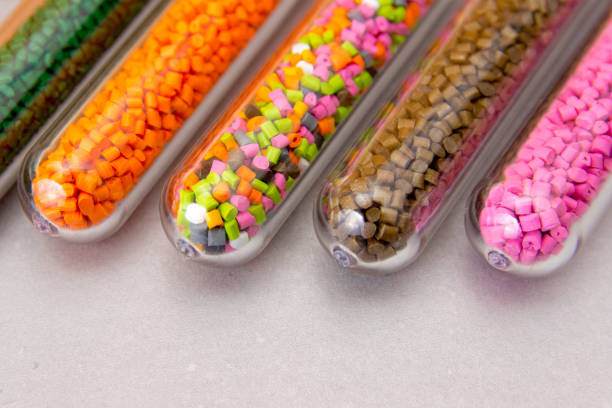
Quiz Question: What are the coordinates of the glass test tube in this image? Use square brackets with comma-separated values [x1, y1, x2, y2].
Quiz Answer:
[18, 0, 298, 242]
[466, 11, 612, 277]
[314, 0, 610, 275]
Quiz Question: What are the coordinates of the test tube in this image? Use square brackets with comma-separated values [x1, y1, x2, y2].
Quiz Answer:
[160, 0, 457, 265]
[18, 0, 297, 241]
[314, 0, 611, 275]
[466, 12, 612, 277]
[0, 0, 153, 199]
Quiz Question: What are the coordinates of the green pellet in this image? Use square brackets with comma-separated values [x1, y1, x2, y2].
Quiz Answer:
[206, 171, 221, 185]
[222, 169, 240, 189]
[260, 121, 279, 138]
[285, 176, 295, 191]
[257, 132, 271, 149]
[301, 74, 321, 92]
[261, 104, 282, 120]
[224, 219, 240, 241]
[294, 138, 309, 158]
[196, 192, 219, 211]
[251, 179, 268, 192]
[191, 179, 212, 196]
[219, 202, 238, 221]
[265, 146, 281, 165]
[341, 41, 359, 56]
[286, 89, 304, 103]
[273, 118, 292, 133]
[265, 184, 281, 204]
[248, 204, 267, 225]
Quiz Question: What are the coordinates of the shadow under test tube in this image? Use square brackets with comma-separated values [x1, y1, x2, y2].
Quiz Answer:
[467, 11, 612, 277]
[18, 0, 302, 242]
[160, 0, 462, 266]
[314, 0, 611, 275]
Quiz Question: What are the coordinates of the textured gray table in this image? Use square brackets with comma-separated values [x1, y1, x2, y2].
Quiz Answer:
[2, 2, 612, 407]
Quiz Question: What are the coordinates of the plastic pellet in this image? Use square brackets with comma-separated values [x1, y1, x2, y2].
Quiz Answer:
[166, 0, 431, 256]
[28, 0, 278, 230]
[474, 15, 612, 273]
[0, 0, 148, 188]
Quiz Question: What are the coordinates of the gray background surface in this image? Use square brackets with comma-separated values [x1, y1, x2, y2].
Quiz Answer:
[2, 1, 612, 407]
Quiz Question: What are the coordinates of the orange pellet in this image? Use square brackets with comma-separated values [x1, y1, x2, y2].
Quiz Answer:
[248, 188, 262, 204]
[236, 165, 255, 182]
[236, 179, 252, 196]
[183, 172, 200, 189]
[205, 209, 224, 229]
[31, 0, 278, 230]
[212, 181, 231, 203]
[78, 192, 95, 216]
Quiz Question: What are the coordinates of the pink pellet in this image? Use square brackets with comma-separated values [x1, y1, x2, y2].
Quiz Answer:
[273, 173, 286, 191]
[533, 196, 551, 212]
[540, 234, 557, 255]
[240, 143, 260, 159]
[230, 195, 250, 212]
[519, 213, 541, 232]
[271, 134, 290, 148]
[558, 104, 577, 121]
[567, 167, 588, 183]
[550, 225, 569, 242]
[252, 155, 270, 171]
[247, 225, 260, 238]
[540, 209, 560, 231]
[574, 183, 596, 202]
[261, 196, 274, 211]
[522, 231, 542, 251]
[236, 212, 256, 229]
[532, 181, 552, 197]
[592, 136, 612, 156]
[514, 196, 532, 215]
[576, 111, 596, 129]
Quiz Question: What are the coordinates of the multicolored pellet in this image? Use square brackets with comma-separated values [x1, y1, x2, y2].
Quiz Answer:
[169, 0, 429, 255]
[317, 0, 581, 269]
[30, 0, 278, 230]
[476, 17, 612, 271]
[0, 0, 148, 176]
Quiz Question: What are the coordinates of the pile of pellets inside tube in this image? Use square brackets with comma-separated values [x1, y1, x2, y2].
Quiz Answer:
[480, 20, 612, 265]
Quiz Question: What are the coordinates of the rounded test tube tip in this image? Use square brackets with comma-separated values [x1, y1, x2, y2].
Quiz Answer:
[333, 247, 355, 268]
[176, 239, 199, 259]
[32, 213, 57, 235]
[487, 250, 510, 271]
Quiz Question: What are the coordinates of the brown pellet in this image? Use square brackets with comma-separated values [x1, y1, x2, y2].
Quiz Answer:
[340, 195, 358, 210]
[354, 193, 373, 209]
[375, 224, 399, 242]
[380, 207, 398, 225]
[365, 207, 381, 222]
[361, 222, 377, 239]
[343, 236, 364, 253]
[372, 185, 392, 206]
[375, 169, 395, 185]
[367, 239, 385, 255]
